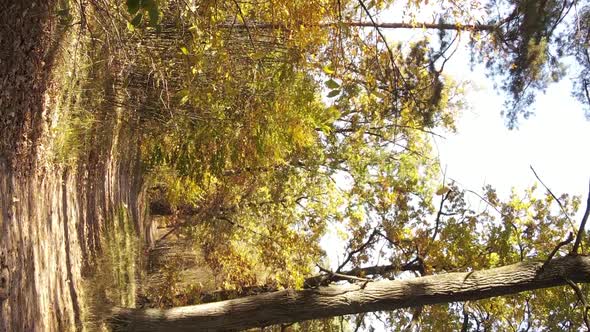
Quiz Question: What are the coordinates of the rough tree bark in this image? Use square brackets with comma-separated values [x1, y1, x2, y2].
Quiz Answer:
[110, 255, 590, 332]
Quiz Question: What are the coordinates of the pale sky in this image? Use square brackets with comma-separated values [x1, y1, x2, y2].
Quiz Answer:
[439, 49, 590, 219]
[381, 3, 590, 211]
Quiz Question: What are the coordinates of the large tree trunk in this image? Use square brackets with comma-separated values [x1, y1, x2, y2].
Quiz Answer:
[110, 255, 590, 331]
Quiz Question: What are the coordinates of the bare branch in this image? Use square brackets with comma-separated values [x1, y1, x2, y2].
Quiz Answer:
[565, 278, 590, 330]
[190, 263, 422, 304]
[463, 188, 518, 231]
[336, 229, 378, 273]
[231, 0, 255, 49]
[464, 189, 503, 216]
[305, 262, 423, 287]
[431, 190, 451, 243]
[572, 180, 590, 255]
[356, 0, 422, 123]
[461, 305, 470, 332]
[541, 232, 574, 270]
[530, 165, 575, 229]
[353, 313, 366, 332]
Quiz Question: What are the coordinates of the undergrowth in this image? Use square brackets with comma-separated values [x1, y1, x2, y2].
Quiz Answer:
[80, 205, 140, 331]
[45, 2, 97, 167]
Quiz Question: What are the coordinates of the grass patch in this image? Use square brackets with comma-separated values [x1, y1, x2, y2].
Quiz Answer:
[80, 205, 140, 331]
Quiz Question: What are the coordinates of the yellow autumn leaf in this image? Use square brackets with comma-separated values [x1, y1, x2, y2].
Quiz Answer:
[436, 186, 450, 195]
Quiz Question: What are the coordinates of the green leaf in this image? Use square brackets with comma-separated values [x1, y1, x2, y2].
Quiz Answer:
[141, 0, 154, 9]
[322, 65, 335, 75]
[318, 124, 332, 133]
[179, 89, 190, 103]
[180, 95, 189, 105]
[180, 46, 189, 55]
[327, 90, 341, 98]
[325, 79, 340, 89]
[148, 6, 160, 26]
[126, 0, 141, 15]
[326, 106, 341, 120]
[131, 12, 143, 27]
[126, 22, 135, 32]
[56, 8, 69, 17]
[372, 90, 386, 99]
[489, 252, 500, 266]
[251, 51, 266, 61]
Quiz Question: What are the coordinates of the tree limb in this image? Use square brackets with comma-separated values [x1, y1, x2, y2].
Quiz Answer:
[572, 180, 590, 255]
[336, 229, 378, 273]
[564, 278, 590, 330]
[111, 255, 590, 331]
[542, 232, 574, 270]
[431, 190, 451, 243]
[461, 306, 469, 332]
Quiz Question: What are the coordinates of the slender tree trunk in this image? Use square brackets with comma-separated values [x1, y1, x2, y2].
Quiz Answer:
[110, 255, 590, 331]
[218, 21, 498, 32]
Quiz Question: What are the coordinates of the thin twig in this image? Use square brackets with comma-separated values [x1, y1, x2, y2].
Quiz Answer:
[523, 298, 532, 332]
[231, 0, 255, 49]
[463, 188, 518, 231]
[355, 2, 395, 71]
[356, 0, 418, 107]
[572, 180, 590, 254]
[431, 184, 450, 243]
[336, 229, 378, 272]
[461, 304, 470, 332]
[353, 313, 365, 332]
[431, 191, 450, 241]
[155, 218, 189, 243]
[424, 180, 451, 260]
[530, 165, 575, 228]
[564, 278, 590, 330]
[464, 189, 503, 215]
